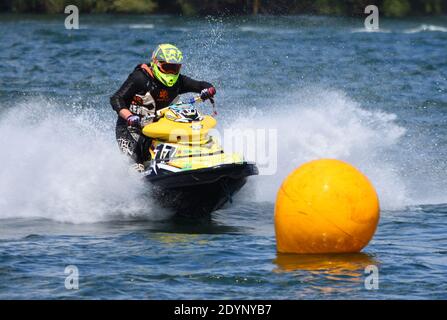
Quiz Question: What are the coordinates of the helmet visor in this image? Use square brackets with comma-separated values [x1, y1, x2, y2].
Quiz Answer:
[157, 61, 181, 75]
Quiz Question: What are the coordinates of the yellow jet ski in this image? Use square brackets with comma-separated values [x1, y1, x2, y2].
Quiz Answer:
[140, 96, 258, 217]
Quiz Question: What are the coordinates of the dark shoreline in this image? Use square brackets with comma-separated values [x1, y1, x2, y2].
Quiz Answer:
[1, 0, 446, 17]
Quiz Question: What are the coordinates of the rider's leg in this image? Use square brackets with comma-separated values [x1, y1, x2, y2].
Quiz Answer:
[115, 118, 145, 172]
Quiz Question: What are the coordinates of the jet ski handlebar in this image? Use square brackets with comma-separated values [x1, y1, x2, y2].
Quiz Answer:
[175, 94, 214, 107]
[157, 94, 217, 117]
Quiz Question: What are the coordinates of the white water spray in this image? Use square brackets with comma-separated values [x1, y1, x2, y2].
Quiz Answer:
[0, 89, 443, 223]
[0, 99, 169, 223]
[228, 88, 409, 210]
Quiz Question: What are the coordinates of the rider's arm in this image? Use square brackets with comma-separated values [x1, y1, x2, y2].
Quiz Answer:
[118, 108, 133, 120]
[110, 71, 146, 120]
[178, 75, 214, 94]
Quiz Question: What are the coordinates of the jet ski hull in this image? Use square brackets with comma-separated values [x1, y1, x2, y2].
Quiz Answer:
[144, 162, 258, 217]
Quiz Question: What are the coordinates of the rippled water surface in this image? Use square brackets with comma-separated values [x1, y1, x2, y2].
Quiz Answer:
[0, 14, 446, 299]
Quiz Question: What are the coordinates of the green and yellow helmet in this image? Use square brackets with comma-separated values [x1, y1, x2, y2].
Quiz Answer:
[150, 44, 183, 87]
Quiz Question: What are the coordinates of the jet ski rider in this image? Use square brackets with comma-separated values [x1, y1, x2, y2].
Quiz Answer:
[110, 44, 216, 172]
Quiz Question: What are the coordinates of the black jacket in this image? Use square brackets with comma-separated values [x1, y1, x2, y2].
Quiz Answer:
[110, 64, 213, 115]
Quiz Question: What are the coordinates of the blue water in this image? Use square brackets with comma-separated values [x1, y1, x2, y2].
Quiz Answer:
[0, 14, 446, 299]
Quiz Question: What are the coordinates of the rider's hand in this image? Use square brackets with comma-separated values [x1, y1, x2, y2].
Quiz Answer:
[200, 87, 216, 101]
[126, 115, 141, 128]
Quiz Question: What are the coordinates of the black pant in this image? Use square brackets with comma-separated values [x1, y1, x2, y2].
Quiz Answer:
[115, 117, 151, 164]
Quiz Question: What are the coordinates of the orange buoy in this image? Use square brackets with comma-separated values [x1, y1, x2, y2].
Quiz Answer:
[275, 159, 380, 254]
